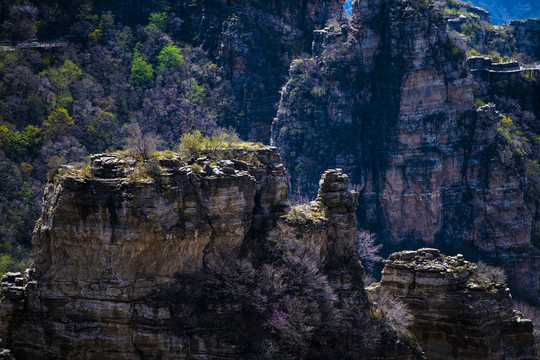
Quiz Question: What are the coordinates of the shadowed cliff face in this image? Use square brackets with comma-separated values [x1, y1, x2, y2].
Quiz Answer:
[271, 0, 540, 300]
[176, 0, 345, 142]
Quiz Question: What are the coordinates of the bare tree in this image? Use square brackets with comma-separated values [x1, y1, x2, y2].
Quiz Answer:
[370, 291, 413, 337]
[472, 261, 507, 285]
[125, 123, 163, 159]
[356, 230, 383, 273]
[204, 221, 341, 357]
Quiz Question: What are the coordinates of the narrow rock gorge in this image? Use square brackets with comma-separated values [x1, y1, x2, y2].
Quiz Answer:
[271, 0, 540, 300]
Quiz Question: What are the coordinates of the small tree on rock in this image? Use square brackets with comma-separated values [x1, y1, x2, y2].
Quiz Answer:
[125, 123, 162, 159]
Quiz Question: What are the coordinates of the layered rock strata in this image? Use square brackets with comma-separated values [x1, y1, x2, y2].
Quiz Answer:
[0, 148, 288, 359]
[272, 0, 474, 233]
[0, 152, 423, 359]
[271, 0, 540, 299]
[371, 248, 536, 360]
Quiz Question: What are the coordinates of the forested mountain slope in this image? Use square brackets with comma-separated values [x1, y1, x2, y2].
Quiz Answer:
[0, 0, 342, 274]
[0, 0, 539, 357]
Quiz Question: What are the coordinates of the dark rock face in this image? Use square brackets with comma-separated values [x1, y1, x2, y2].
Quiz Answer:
[372, 248, 536, 360]
[272, 0, 540, 300]
[0, 152, 424, 359]
[470, 60, 540, 258]
[177, 0, 345, 142]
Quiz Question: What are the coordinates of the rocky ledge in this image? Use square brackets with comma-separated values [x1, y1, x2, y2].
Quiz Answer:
[1, 148, 533, 359]
[371, 248, 536, 360]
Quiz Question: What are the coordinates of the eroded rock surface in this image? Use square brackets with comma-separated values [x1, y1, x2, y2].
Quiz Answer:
[372, 248, 536, 360]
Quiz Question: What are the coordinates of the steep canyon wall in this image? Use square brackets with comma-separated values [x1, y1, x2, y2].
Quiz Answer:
[271, 0, 540, 300]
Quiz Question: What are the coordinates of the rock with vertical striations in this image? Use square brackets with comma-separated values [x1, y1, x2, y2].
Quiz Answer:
[0, 148, 288, 359]
[0, 153, 425, 359]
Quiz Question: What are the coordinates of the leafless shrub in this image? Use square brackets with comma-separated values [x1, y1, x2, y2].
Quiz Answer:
[206, 256, 259, 299]
[287, 194, 311, 206]
[369, 291, 413, 337]
[205, 221, 341, 356]
[514, 301, 540, 327]
[362, 273, 377, 287]
[356, 230, 383, 273]
[472, 261, 507, 286]
[125, 123, 163, 159]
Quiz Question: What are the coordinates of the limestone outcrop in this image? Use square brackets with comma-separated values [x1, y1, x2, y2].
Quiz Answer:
[371, 248, 536, 360]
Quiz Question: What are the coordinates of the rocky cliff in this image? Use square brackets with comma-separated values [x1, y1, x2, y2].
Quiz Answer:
[371, 248, 536, 360]
[510, 18, 540, 61]
[0, 148, 286, 359]
[271, 0, 540, 300]
[0, 151, 423, 359]
[470, 57, 540, 255]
